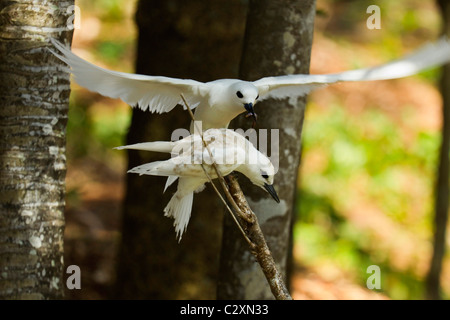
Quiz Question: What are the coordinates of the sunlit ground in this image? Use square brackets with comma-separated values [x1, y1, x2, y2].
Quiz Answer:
[64, 0, 450, 299]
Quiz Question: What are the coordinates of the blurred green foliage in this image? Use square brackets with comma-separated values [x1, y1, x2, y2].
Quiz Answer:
[67, 91, 130, 162]
[66, 0, 136, 164]
[95, 41, 128, 64]
[296, 103, 440, 299]
[294, 0, 449, 300]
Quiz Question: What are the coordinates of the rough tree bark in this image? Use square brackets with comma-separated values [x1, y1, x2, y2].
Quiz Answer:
[426, 0, 450, 300]
[0, 0, 73, 299]
[217, 0, 316, 299]
[114, 0, 247, 299]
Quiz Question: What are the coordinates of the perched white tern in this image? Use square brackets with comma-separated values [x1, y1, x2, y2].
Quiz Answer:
[115, 128, 279, 240]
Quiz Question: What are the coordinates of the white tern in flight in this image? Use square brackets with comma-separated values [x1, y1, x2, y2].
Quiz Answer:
[50, 37, 450, 130]
[115, 128, 279, 241]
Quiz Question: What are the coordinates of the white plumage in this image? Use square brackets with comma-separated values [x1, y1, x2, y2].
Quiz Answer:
[50, 37, 450, 130]
[116, 128, 279, 241]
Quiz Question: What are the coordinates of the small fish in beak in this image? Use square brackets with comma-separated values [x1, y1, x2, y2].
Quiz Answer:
[244, 103, 258, 127]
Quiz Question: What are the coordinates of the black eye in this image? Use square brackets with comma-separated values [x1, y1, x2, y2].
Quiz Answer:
[236, 91, 243, 98]
[261, 174, 269, 179]
[256, 94, 259, 100]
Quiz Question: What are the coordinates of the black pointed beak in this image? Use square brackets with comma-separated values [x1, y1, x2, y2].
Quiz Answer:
[264, 183, 280, 203]
[244, 103, 257, 123]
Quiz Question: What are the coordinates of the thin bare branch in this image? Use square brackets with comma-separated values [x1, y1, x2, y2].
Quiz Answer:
[224, 174, 292, 300]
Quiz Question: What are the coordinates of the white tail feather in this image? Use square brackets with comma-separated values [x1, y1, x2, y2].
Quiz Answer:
[115, 141, 175, 153]
[164, 191, 194, 241]
[164, 176, 178, 193]
[127, 161, 166, 176]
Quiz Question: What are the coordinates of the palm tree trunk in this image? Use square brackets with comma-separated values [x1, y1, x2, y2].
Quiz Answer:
[426, 0, 450, 300]
[217, 0, 316, 299]
[0, 0, 73, 299]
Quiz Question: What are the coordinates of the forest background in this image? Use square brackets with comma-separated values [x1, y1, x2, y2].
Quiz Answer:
[63, 0, 449, 300]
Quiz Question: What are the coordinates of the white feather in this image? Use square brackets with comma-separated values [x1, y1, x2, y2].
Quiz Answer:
[164, 188, 194, 242]
[50, 38, 207, 113]
[115, 141, 175, 153]
[127, 161, 167, 176]
[51, 37, 450, 129]
[255, 37, 450, 100]
[164, 176, 178, 193]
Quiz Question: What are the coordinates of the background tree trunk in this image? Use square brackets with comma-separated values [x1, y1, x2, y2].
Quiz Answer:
[114, 0, 247, 299]
[426, 0, 450, 300]
[217, 0, 316, 299]
[0, 0, 73, 299]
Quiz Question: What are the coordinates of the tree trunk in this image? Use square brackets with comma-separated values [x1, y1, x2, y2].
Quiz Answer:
[217, 0, 316, 299]
[426, 0, 450, 300]
[0, 0, 73, 299]
[114, 0, 247, 299]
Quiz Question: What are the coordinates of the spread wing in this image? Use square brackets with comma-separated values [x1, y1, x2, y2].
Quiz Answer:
[254, 37, 450, 101]
[50, 38, 208, 113]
